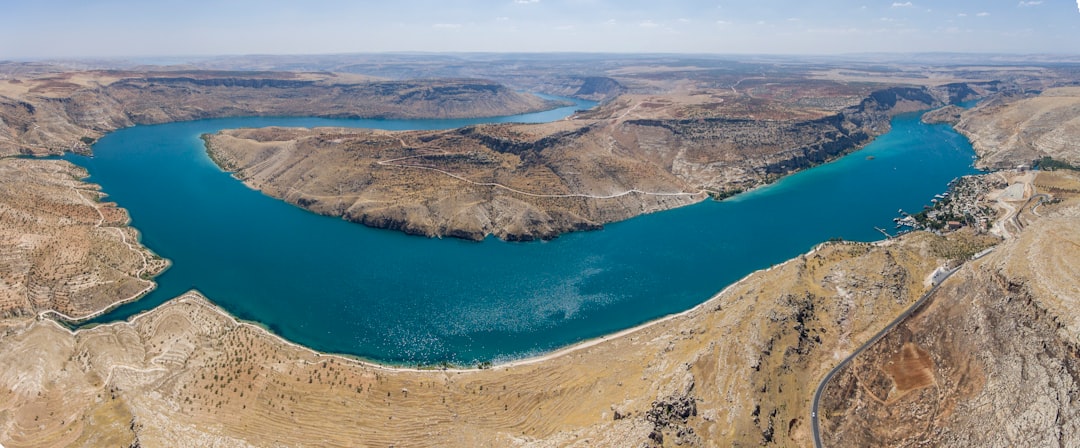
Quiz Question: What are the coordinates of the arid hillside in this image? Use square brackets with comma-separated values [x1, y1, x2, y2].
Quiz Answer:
[3, 59, 1079, 447]
[954, 87, 1080, 169]
[204, 122, 701, 241]
[0, 156, 959, 445]
[0, 70, 558, 157]
[0, 158, 167, 319]
[821, 170, 1080, 447]
[2, 152, 1000, 447]
[206, 83, 991, 240]
[12, 160, 1080, 448]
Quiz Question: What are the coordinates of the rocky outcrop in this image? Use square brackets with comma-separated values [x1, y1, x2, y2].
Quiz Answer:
[921, 105, 965, 125]
[646, 390, 700, 446]
[573, 76, 626, 100]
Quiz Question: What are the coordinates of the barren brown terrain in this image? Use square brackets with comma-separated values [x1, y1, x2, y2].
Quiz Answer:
[955, 87, 1080, 169]
[11, 160, 1073, 448]
[0, 159, 955, 445]
[820, 170, 1080, 447]
[207, 82, 991, 240]
[0, 69, 558, 157]
[0, 158, 166, 320]
[2, 58, 1080, 447]
[204, 120, 700, 241]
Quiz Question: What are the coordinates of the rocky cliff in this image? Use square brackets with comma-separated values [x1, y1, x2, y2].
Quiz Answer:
[920, 104, 964, 125]
[954, 87, 1080, 169]
[0, 70, 560, 156]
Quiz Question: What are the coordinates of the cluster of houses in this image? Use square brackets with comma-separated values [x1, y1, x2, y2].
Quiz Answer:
[895, 174, 1004, 234]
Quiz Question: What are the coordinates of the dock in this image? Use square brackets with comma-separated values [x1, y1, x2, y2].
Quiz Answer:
[874, 226, 892, 239]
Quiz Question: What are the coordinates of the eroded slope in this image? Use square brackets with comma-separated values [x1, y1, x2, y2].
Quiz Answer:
[205, 123, 701, 241]
[955, 87, 1080, 169]
[0, 70, 558, 156]
[0, 158, 166, 319]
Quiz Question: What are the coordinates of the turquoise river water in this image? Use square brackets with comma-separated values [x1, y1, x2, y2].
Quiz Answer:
[68, 101, 980, 365]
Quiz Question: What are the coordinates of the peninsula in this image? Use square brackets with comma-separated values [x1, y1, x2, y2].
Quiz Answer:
[2, 54, 1080, 447]
[205, 82, 991, 240]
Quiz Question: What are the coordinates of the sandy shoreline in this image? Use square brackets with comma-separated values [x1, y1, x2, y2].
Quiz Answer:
[47, 240, 847, 374]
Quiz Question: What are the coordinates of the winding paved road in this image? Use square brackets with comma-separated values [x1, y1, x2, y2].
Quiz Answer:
[811, 177, 1045, 445]
[1030, 193, 1050, 216]
[810, 264, 962, 448]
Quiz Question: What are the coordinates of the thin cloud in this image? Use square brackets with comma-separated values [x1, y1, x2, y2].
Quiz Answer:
[1017, 1, 1042, 6]
[891, 2, 913, 7]
[432, 23, 462, 29]
[976, 11, 990, 16]
[639, 20, 659, 28]
[807, 27, 863, 35]
[514, 0, 540, 3]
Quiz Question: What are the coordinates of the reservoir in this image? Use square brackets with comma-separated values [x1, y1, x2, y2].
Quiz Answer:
[69, 103, 981, 365]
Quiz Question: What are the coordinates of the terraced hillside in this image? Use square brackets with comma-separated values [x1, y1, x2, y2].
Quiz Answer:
[0, 158, 166, 319]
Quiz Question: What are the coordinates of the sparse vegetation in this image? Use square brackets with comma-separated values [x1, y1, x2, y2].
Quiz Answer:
[1033, 156, 1080, 171]
[2, 58, 1078, 448]
[708, 188, 744, 201]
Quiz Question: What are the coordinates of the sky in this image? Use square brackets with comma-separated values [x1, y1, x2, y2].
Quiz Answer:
[2, 0, 1078, 59]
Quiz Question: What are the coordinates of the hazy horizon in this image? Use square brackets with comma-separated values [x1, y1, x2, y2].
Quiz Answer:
[3, 0, 1079, 60]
